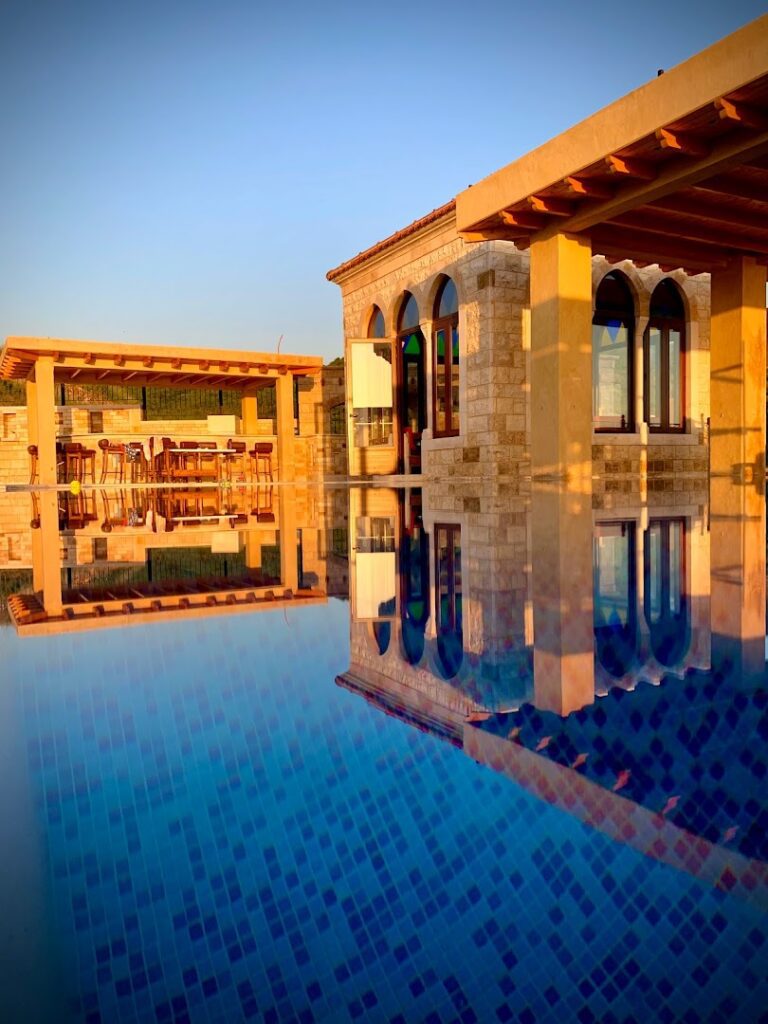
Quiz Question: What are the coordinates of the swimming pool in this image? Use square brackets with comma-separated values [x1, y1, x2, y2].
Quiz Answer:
[0, 483, 766, 1023]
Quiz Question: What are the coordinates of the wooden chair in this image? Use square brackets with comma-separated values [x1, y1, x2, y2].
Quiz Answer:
[225, 439, 248, 482]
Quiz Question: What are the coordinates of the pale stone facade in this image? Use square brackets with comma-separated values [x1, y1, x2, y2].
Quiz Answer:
[329, 205, 711, 493]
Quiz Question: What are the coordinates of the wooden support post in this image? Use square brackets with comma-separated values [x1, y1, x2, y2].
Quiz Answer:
[531, 488, 594, 715]
[32, 357, 57, 485]
[276, 373, 296, 483]
[33, 492, 63, 617]
[278, 484, 298, 592]
[241, 393, 259, 435]
[530, 231, 593, 487]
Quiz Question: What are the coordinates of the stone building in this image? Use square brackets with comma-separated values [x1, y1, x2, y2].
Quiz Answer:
[327, 15, 768, 492]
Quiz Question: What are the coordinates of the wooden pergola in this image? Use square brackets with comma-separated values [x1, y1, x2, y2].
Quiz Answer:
[0, 336, 323, 487]
[0, 336, 323, 624]
[456, 13, 768, 493]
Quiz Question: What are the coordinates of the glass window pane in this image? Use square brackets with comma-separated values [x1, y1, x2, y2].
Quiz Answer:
[450, 326, 460, 427]
[435, 328, 446, 434]
[369, 308, 386, 338]
[669, 329, 682, 427]
[593, 321, 629, 428]
[668, 519, 682, 613]
[593, 527, 631, 627]
[437, 278, 458, 318]
[648, 327, 662, 427]
[399, 294, 419, 330]
[647, 523, 661, 623]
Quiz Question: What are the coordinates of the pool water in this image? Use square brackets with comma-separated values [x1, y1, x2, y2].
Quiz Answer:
[0, 483, 766, 1023]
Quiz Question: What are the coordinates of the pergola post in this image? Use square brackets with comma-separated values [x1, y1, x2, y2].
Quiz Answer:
[530, 231, 593, 486]
[276, 372, 296, 483]
[709, 256, 766, 677]
[30, 356, 57, 485]
[241, 392, 258, 435]
[32, 492, 63, 617]
[531, 488, 594, 715]
[278, 485, 299, 593]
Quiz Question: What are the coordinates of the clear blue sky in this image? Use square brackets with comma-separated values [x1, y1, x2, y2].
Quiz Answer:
[1, 0, 765, 362]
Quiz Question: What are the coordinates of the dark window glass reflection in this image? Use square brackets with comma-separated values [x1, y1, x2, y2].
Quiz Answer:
[593, 272, 635, 432]
[435, 523, 462, 678]
[400, 494, 430, 665]
[593, 521, 638, 678]
[644, 517, 689, 666]
[645, 280, 685, 433]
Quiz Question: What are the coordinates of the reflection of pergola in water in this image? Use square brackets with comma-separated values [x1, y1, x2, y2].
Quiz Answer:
[0, 336, 324, 629]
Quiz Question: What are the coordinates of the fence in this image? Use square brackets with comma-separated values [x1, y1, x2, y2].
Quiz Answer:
[0, 380, 278, 423]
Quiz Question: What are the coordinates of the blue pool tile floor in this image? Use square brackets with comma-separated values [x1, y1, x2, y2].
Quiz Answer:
[1, 601, 767, 1023]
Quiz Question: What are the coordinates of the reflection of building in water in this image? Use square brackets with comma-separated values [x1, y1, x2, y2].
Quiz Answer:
[339, 484, 767, 904]
[2, 482, 349, 633]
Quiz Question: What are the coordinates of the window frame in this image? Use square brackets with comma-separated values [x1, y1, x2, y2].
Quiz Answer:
[432, 310, 460, 438]
[644, 310, 686, 434]
[592, 273, 635, 434]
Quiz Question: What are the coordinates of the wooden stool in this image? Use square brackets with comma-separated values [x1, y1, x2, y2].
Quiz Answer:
[99, 439, 127, 483]
[63, 442, 96, 483]
[249, 442, 273, 482]
[225, 439, 247, 481]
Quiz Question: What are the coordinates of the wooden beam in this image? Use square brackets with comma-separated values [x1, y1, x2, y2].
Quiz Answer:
[605, 154, 656, 180]
[113, 355, 125, 367]
[715, 96, 768, 131]
[172, 359, 182, 369]
[198, 360, 210, 371]
[591, 225, 728, 270]
[500, 209, 547, 230]
[650, 195, 768, 233]
[613, 211, 768, 255]
[142, 357, 154, 368]
[565, 176, 614, 199]
[528, 194, 574, 216]
[84, 353, 95, 365]
[656, 128, 710, 157]
[558, 127, 768, 234]
[693, 173, 768, 205]
[460, 228, 521, 242]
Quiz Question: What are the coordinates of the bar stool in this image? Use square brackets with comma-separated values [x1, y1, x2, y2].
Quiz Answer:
[28, 445, 38, 484]
[63, 442, 96, 483]
[99, 439, 127, 483]
[225, 439, 247, 482]
[249, 442, 273, 482]
[125, 442, 149, 482]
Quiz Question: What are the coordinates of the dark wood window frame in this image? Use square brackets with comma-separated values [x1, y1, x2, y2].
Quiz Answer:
[593, 312, 635, 433]
[432, 311, 460, 438]
[643, 316, 686, 434]
[435, 523, 461, 635]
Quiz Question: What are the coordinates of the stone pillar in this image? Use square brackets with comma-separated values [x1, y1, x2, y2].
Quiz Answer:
[710, 256, 767, 680]
[241, 392, 259, 435]
[32, 491, 63, 617]
[276, 373, 296, 483]
[30, 357, 57, 485]
[530, 231, 593, 486]
[710, 256, 766, 482]
[278, 484, 298, 593]
[530, 488, 594, 715]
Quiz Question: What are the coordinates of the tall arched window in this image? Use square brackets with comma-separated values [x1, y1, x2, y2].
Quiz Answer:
[644, 518, 689, 666]
[397, 292, 426, 472]
[432, 277, 459, 437]
[593, 521, 638, 679]
[350, 305, 393, 448]
[645, 280, 685, 432]
[593, 272, 635, 432]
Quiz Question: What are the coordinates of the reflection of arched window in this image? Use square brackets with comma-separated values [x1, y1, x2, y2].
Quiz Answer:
[432, 277, 459, 437]
[644, 518, 689, 666]
[397, 292, 426, 472]
[593, 272, 635, 432]
[593, 521, 638, 678]
[372, 621, 391, 655]
[435, 524, 462, 678]
[400, 494, 430, 665]
[645, 280, 685, 432]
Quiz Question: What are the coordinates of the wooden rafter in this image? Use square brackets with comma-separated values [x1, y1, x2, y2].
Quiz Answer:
[613, 210, 768, 255]
[564, 176, 614, 199]
[591, 224, 729, 270]
[693, 173, 768, 204]
[500, 210, 547, 230]
[605, 154, 656, 180]
[715, 96, 768, 131]
[528, 194, 574, 216]
[656, 128, 710, 157]
[649, 194, 768, 232]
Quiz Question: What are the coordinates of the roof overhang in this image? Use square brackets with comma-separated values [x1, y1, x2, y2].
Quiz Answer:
[456, 14, 768, 273]
[0, 337, 323, 390]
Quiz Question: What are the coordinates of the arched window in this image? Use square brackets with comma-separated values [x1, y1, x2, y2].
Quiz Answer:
[368, 305, 386, 338]
[432, 277, 460, 437]
[397, 292, 426, 472]
[400, 493, 429, 665]
[350, 305, 393, 448]
[645, 280, 685, 432]
[593, 272, 635, 432]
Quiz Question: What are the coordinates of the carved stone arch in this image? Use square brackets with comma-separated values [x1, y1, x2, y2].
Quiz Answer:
[425, 267, 463, 319]
[359, 301, 387, 339]
[592, 264, 640, 319]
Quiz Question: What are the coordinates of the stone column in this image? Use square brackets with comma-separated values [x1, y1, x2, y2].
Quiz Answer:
[530, 487, 594, 715]
[530, 231, 593, 487]
[709, 256, 766, 680]
[32, 491, 63, 617]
